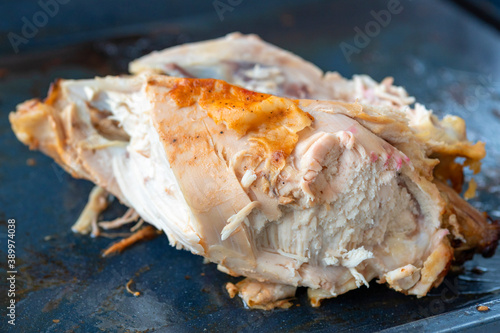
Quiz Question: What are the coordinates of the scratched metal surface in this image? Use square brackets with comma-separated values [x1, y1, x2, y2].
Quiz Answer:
[1, 0, 500, 332]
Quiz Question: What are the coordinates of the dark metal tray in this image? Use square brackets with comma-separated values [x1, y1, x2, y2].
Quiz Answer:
[1, 0, 500, 331]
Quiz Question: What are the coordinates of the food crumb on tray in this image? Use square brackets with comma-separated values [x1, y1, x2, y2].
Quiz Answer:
[477, 305, 490, 312]
[26, 157, 36, 166]
[126, 278, 140, 297]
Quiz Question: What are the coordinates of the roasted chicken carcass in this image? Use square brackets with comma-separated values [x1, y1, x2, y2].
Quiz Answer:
[130, 33, 498, 262]
[10, 34, 499, 309]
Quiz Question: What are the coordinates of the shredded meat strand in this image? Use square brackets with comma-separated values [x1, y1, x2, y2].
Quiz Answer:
[130, 218, 145, 232]
[102, 225, 161, 257]
[99, 208, 139, 230]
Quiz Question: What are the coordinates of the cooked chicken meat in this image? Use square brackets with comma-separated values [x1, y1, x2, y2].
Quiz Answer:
[10, 34, 498, 308]
[131, 33, 496, 261]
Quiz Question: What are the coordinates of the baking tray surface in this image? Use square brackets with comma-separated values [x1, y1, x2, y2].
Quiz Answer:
[1, 0, 500, 331]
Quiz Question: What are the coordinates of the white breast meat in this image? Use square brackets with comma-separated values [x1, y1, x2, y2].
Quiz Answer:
[9, 36, 499, 308]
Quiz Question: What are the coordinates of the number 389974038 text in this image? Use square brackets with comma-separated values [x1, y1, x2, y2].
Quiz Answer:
[7, 219, 16, 270]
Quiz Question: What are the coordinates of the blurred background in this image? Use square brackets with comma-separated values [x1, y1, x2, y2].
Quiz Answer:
[1, 0, 500, 332]
[0, 0, 499, 73]
[0, 0, 499, 55]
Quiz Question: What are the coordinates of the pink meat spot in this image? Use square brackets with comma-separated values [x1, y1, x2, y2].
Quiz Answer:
[347, 125, 357, 134]
[396, 157, 403, 170]
[384, 154, 392, 167]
